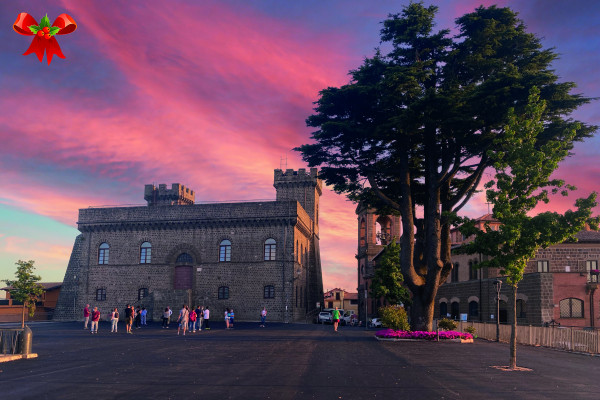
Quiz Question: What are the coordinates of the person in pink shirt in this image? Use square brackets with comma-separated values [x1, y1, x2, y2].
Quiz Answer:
[83, 304, 90, 330]
[90, 307, 100, 334]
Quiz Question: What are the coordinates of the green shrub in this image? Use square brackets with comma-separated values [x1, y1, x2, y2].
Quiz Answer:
[437, 318, 457, 331]
[464, 325, 476, 335]
[379, 305, 410, 331]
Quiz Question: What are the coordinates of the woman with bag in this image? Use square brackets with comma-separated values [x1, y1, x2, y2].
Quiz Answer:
[110, 308, 119, 333]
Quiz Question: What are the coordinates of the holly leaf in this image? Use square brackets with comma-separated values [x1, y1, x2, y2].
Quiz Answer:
[49, 26, 60, 36]
[29, 25, 41, 34]
[40, 15, 51, 28]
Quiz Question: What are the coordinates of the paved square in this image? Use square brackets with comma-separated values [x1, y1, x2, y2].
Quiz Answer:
[1, 321, 598, 399]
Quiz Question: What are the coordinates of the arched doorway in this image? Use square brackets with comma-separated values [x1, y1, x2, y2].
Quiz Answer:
[174, 253, 194, 290]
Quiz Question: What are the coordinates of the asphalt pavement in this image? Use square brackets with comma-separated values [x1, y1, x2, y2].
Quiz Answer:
[0, 320, 598, 399]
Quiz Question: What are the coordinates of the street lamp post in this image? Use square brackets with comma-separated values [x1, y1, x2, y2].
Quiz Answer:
[493, 279, 502, 342]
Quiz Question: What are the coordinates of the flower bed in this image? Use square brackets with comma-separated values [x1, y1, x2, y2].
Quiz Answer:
[375, 329, 473, 341]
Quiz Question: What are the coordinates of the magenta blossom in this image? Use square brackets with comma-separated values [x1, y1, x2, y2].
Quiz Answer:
[375, 328, 473, 340]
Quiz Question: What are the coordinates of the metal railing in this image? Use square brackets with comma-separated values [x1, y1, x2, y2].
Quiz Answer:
[0, 329, 22, 355]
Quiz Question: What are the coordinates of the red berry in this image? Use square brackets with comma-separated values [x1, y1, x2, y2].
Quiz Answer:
[37, 31, 44, 37]
[44, 33, 51, 39]
[43, 27, 50, 33]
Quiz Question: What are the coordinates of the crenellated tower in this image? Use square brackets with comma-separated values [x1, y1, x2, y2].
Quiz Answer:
[144, 183, 195, 206]
[273, 168, 322, 231]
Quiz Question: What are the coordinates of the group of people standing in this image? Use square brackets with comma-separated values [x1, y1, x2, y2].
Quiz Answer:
[83, 304, 268, 334]
[172, 305, 211, 336]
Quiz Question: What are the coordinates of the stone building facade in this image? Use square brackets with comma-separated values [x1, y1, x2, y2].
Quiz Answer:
[436, 215, 600, 328]
[54, 168, 324, 322]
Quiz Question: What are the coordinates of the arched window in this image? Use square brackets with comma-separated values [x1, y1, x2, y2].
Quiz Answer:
[264, 238, 276, 261]
[176, 253, 194, 264]
[138, 288, 148, 300]
[516, 299, 527, 318]
[96, 288, 106, 301]
[559, 298, 583, 318]
[218, 286, 229, 299]
[264, 285, 275, 299]
[451, 302, 460, 320]
[219, 240, 231, 262]
[439, 302, 448, 317]
[469, 301, 479, 317]
[98, 243, 109, 264]
[300, 244, 303, 264]
[376, 216, 391, 245]
[451, 263, 459, 282]
[140, 242, 151, 264]
[359, 218, 366, 247]
[469, 261, 478, 280]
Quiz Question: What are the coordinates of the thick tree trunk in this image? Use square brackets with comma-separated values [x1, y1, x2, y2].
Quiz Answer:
[510, 284, 517, 369]
[410, 291, 435, 331]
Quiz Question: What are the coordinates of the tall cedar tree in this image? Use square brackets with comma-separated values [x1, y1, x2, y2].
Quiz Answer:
[295, 3, 596, 330]
[3, 260, 44, 328]
[458, 88, 598, 369]
[370, 241, 411, 307]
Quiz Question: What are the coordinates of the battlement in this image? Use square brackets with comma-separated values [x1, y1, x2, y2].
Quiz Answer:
[144, 183, 195, 206]
[274, 167, 319, 182]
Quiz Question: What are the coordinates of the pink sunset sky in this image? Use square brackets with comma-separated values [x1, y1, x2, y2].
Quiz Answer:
[1, 0, 600, 294]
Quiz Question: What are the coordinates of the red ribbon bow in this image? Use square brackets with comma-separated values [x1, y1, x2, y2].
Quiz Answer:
[13, 13, 77, 65]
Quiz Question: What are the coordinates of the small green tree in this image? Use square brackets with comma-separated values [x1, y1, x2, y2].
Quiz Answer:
[2, 260, 44, 328]
[370, 241, 411, 307]
[459, 88, 598, 369]
[437, 318, 457, 331]
[379, 305, 410, 331]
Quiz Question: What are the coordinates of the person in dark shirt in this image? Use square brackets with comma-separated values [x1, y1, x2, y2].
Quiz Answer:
[90, 307, 100, 334]
[135, 306, 142, 329]
[125, 304, 133, 334]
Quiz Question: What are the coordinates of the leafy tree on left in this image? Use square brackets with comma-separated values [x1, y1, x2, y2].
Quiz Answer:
[2, 260, 44, 328]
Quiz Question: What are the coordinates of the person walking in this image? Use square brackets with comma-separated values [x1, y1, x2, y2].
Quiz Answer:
[110, 308, 119, 333]
[229, 309, 235, 329]
[135, 306, 142, 329]
[90, 307, 100, 334]
[203, 307, 210, 330]
[260, 307, 267, 327]
[332, 306, 341, 332]
[195, 306, 203, 331]
[162, 307, 170, 328]
[189, 306, 197, 332]
[141, 307, 147, 325]
[177, 305, 189, 336]
[224, 308, 230, 329]
[83, 304, 90, 330]
[167, 306, 173, 326]
[125, 304, 133, 334]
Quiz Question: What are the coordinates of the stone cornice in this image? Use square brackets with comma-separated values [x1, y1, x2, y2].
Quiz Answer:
[78, 217, 299, 233]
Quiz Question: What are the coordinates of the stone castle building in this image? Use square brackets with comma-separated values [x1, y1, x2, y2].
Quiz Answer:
[54, 168, 324, 322]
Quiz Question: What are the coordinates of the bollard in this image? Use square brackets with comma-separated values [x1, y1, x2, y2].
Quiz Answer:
[19, 326, 33, 355]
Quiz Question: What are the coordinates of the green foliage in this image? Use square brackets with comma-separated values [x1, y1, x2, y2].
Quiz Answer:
[379, 305, 410, 331]
[459, 88, 599, 287]
[40, 15, 51, 28]
[464, 325, 476, 335]
[438, 318, 457, 331]
[295, 2, 596, 331]
[370, 241, 411, 306]
[3, 260, 44, 319]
